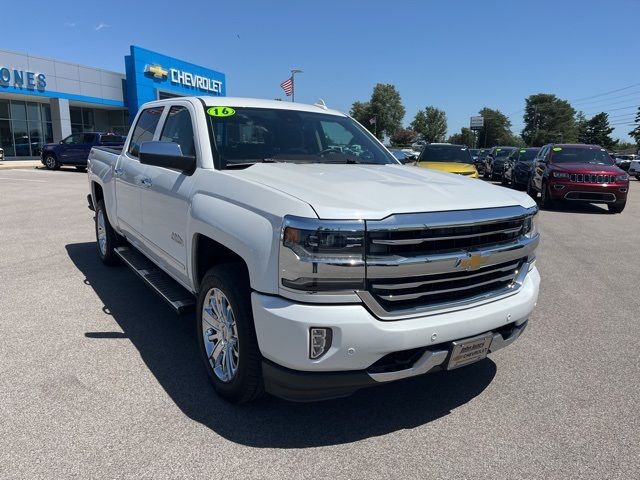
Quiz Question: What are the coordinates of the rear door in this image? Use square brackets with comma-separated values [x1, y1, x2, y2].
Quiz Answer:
[78, 133, 97, 163]
[140, 102, 199, 284]
[533, 145, 550, 190]
[114, 106, 164, 240]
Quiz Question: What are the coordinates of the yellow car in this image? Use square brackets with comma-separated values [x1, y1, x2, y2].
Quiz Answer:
[416, 143, 479, 178]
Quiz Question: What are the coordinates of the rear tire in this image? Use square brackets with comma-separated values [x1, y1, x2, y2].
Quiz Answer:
[75, 166, 87, 172]
[635, 175, 640, 181]
[94, 200, 120, 266]
[501, 174, 509, 186]
[197, 265, 264, 404]
[526, 179, 538, 200]
[608, 201, 626, 214]
[44, 155, 59, 170]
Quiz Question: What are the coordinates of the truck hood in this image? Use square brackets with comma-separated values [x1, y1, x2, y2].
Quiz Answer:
[227, 163, 535, 219]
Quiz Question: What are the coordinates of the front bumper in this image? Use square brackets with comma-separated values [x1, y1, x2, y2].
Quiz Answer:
[263, 321, 528, 402]
[548, 181, 628, 203]
[253, 267, 539, 400]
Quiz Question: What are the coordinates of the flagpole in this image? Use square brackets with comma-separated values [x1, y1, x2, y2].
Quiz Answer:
[290, 69, 302, 102]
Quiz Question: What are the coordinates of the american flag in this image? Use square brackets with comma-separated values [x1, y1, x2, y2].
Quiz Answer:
[280, 77, 293, 96]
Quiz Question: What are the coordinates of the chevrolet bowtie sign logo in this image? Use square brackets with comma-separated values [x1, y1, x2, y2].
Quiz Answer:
[456, 253, 489, 271]
[144, 64, 168, 79]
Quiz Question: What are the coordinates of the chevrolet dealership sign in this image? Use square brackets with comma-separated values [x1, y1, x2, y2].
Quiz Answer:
[170, 68, 222, 94]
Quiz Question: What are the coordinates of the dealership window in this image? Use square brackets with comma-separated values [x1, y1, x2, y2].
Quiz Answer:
[0, 99, 53, 157]
[70, 106, 129, 135]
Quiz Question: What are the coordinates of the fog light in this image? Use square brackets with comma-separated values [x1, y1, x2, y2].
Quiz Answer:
[553, 184, 565, 190]
[619, 188, 627, 193]
[309, 328, 333, 359]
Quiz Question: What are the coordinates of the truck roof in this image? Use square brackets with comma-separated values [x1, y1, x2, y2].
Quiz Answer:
[198, 96, 347, 117]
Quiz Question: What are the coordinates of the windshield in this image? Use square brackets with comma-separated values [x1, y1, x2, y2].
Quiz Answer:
[418, 145, 472, 163]
[550, 147, 614, 165]
[518, 149, 539, 162]
[494, 147, 515, 158]
[205, 107, 396, 167]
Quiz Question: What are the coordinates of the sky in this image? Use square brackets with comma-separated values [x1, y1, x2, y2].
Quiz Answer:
[2, 0, 639, 141]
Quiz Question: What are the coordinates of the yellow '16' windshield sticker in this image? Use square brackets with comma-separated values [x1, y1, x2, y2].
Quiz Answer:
[207, 106, 235, 117]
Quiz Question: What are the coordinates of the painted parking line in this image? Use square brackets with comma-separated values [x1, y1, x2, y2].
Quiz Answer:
[0, 176, 47, 183]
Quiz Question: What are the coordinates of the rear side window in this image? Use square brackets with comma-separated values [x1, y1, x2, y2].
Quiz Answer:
[82, 133, 96, 143]
[128, 107, 164, 157]
[160, 106, 196, 157]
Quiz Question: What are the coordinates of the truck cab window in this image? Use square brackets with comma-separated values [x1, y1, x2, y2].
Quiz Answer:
[128, 107, 164, 157]
[62, 133, 83, 145]
[160, 106, 196, 157]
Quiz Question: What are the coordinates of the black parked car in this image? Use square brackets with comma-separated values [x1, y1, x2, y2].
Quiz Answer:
[502, 147, 540, 189]
[483, 146, 517, 180]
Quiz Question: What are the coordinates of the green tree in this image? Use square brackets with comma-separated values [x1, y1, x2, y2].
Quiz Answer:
[390, 128, 418, 146]
[476, 108, 513, 148]
[521, 93, 577, 146]
[447, 127, 475, 147]
[576, 111, 589, 143]
[349, 101, 371, 126]
[629, 107, 640, 146]
[614, 141, 637, 152]
[350, 84, 405, 139]
[410, 106, 447, 143]
[583, 112, 617, 150]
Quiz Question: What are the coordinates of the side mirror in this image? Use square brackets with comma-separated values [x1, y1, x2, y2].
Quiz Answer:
[139, 141, 196, 175]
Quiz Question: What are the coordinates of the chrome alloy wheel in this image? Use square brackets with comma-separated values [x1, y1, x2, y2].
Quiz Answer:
[202, 288, 239, 382]
[45, 156, 56, 169]
[96, 209, 107, 256]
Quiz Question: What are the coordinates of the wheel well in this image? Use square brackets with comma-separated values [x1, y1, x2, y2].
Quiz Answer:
[92, 182, 104, 204]
[194, 234, 249, 291]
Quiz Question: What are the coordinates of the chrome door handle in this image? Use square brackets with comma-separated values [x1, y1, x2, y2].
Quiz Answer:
[114, 168, 124, 177]
[141, 178, 152, 188]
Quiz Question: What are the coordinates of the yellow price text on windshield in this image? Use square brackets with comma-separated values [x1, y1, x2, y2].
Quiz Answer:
[207, 106, 236, 117]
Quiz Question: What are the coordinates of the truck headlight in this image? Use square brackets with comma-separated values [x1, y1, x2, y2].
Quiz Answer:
[616, 174, 629, 181]
[553, 172, 570, 179]
[522, 214, 539, 239]
[280, 216, 365, 294]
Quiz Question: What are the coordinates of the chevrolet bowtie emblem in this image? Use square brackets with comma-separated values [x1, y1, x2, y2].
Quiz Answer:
[144, 64, 168, 79]
[456, 253, 489, 271]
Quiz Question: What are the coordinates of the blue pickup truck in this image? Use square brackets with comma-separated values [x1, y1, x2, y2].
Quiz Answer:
[41, 132, 125, 171]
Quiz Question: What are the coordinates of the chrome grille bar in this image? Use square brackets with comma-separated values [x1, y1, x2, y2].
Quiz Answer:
[371, 226, 522, 246]
[376, 273, 518, 302]
[370, 261, 520, 290]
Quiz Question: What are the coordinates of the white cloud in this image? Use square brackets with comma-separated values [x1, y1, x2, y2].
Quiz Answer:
[64, 22, 77, 27]
[94, 23, 110, 31]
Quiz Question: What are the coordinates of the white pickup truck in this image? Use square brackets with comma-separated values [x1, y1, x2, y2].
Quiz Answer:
[87, 97, 540, 403]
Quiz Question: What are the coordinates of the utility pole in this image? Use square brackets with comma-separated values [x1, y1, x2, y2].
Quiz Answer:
[290, 69, 303, 102]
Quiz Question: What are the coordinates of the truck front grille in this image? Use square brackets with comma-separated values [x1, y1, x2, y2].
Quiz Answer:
[361, 206, 538, 320]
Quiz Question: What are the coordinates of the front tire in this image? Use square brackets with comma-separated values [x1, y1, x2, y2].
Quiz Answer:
[608, 201, 626, 214]
[197, 265, 264, 404]
[501, 173, 509, 186]
[44, 155, 59, 170]
[94, 200, 120, 266]
[540, 182, 555, 209]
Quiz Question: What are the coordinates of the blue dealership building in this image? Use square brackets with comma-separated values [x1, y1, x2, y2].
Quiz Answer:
[0, 45, 225, 158]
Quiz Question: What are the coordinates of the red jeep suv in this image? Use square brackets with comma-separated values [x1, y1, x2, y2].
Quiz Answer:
[528, 144, 629, 213]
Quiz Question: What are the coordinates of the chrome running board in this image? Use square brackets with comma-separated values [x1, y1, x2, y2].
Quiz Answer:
[114, 246, 195, 314]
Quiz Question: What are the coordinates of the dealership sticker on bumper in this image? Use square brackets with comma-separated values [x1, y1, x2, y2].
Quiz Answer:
[447, 334, 493, 370]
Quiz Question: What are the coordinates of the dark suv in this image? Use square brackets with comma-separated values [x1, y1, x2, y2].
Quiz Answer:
[483, 146, 517, 180]
[528, 144, 629, 213]
[502, 147, 539, 189]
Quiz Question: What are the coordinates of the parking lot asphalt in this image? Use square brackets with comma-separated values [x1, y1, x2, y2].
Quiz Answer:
[1, 167, 639, 479]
